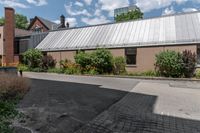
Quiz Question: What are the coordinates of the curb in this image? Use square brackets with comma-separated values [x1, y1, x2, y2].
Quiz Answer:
[24, 72, 200, 82]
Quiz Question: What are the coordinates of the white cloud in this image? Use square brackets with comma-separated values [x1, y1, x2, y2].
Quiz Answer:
[162, 6, 175, 15]
[94, 9, 102, 16]
[84, 0, 92, 5]
[182, 7, 198, 12]
[135, 0, 187, 12]
[0, 0, 29, 8]
[99, 0, 129, 16]
[74, 1, 84, 7]
[53, 17, 78, 27]
[81, 15, 111, 25]
[26, 0, 47, 6]
[64, 3, 91, 17]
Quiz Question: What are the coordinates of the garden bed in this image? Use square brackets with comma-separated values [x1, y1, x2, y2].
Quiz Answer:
[0, 74, 30, 132]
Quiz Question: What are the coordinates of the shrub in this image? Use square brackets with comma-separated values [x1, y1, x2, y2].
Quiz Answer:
[47, 68, 64, 73]
[91, 49, 113, 74]
[141, 70, 160, 77]
[128, 70, 159, 77]
[22, 49, 43, 68]
[74, 52, 93, 69]
[113, 56, 126, 75]
[195, 69, 200, 79]
[155, 50, 184, 78]
[41, 55, 56, 70]
[0, 101, 18, 133]
[17, 64, 29, 71]
[182, 50, 197, 78]
[60, 60, 81, 75]
[30, 67, 45, 72]
[0, 74, 30, 101]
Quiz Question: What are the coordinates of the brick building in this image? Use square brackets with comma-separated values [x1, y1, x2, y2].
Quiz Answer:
[28, 15, 68, 32]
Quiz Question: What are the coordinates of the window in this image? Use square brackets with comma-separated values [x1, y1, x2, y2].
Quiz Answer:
[125, 48, 137, 65]
[197, 46, 200, 65]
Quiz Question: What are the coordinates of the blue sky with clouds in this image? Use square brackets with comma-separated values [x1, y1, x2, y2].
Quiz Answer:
[0, 0, 200, 27]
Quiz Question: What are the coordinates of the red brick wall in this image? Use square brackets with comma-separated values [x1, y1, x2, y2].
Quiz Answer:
[4, 7, 15, 66]
[29, 19, 49, 32]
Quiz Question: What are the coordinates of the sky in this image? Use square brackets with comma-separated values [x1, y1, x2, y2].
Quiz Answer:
[0, 0, 200, 27]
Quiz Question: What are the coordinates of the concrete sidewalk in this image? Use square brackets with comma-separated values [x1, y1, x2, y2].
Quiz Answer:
[76, 82, 200, 133]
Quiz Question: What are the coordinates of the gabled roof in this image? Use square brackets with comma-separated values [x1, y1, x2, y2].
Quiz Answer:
[28, 16, 57, 30]
[36, 11, 200, 51]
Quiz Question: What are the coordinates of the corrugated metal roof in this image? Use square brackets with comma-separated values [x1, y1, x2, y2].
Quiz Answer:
[36, 11, 200, 51]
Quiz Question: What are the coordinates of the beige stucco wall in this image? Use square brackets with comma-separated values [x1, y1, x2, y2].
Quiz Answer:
[47, 44, 197, 73]
[126, 45, 197, 73]
[0, 26, 4, 56]
[47, 51, 76, 67]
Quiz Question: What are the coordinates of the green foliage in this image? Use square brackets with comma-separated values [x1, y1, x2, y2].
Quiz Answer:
[182, 50, 197, 78]
[74, 52, 92, 68]
[17, 64, 29, 71]
[64, 67, 81, 75]
[195, 69, 200, 79]
[41, 55, 56, 70]
[22, 49, 43, 68]
[0, 74, 30, 133]
[15, 14, 29, 29]
[29, 67, 45, 72]
[115, 7, 143, 22]
[128, 70, 159, 77]
[155, 50, 184, 78]
[0, 17, 4, 26]
[113, 56, 126, 75]
[0, 14, 28, 29]
[75, 49, 113, 74]
[0, 101, 18, 133]
[47, 68, 64, 73]
[91, 49, 113, 74]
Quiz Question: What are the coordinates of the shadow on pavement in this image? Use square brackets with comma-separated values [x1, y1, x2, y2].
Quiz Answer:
[15, 79, 129, 133]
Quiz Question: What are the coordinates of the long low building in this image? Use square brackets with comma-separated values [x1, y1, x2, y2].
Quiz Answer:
[36, 11, 200, 72]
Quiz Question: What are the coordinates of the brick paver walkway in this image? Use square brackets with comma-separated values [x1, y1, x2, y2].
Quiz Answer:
[76, 92, 200, 133]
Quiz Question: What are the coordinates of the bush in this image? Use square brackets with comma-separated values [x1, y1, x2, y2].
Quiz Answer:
[22, 49, 43, 68]
[182, 50, 197, 78]
[60, 60, 81, 75]
[17, 64, 29, 71]
[128, 70, 159, 77]
[41, 55, 56, 70]
[30, 67, 45, 72]
[74, 52, 93, 69]
[0, 74, 30, 101]
[113, 56, 126, 75]
[91, 49, 113, 74]
[195, 69, 200, 79]
[47, 68, 64, 73]
[155, 50, 184, 78]
[0, 101, 19, 133]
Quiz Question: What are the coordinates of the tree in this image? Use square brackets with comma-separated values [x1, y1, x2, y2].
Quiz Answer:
[0, 14, 28, 29]
[0, 17, 4, 26]
[115, 7, 143, 22]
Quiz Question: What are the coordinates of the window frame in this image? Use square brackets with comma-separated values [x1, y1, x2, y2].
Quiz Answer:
[125, 48, 137, 65]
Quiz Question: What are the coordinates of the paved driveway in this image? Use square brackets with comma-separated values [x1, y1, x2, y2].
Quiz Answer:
[14, 72, 200, 133]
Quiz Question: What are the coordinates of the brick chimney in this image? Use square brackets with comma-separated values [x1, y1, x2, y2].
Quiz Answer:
[4, 7, 15, 66]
